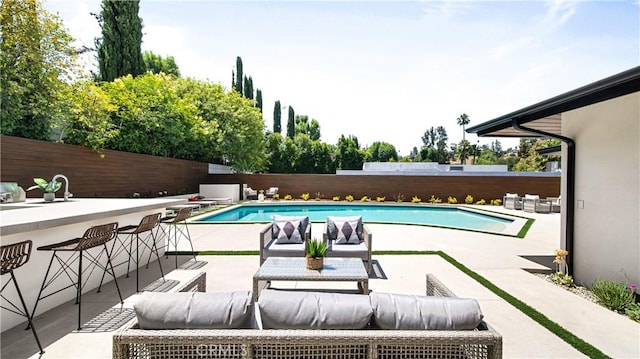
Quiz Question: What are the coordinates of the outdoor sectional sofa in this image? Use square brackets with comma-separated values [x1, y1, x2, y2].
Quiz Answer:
[113, 274, 502, 359]
[259, 215, 373, 274]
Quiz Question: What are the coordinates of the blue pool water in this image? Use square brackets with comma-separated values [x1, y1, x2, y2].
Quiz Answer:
[195, 203, 514, 233]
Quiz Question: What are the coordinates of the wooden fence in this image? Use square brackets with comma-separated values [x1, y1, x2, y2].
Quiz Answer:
[1, 135, 560, 201]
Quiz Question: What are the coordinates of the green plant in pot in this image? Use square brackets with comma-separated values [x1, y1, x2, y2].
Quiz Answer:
[27, 178, 62, 202]
[305, 238, 328, 270]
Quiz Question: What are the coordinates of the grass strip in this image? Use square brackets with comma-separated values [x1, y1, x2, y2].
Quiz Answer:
[180, 249, 609, 358]
[517, 218, 535, 238]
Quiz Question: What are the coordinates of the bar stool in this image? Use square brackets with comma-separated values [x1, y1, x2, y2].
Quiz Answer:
[156, 207, 197, 268]
[1, 240, 44, 354]
[105, 213, 163, 292]
[31, 222, 123, 330]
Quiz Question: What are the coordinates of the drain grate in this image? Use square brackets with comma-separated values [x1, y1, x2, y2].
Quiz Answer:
[77, 307, 135, 333]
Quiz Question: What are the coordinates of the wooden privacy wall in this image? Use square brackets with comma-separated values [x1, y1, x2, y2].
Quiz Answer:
[1, 136, 560, 200]
[1, 136, 209, 198]
[204, 173, 561, 202]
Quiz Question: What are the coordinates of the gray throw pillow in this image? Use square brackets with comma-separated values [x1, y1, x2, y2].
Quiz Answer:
[134, 291, 253, 329]
[258, 290, 373, 329]
[273, 220, 303, 244]
[272, 215, 309, 238]
[370, 292, 483, 330]
[327, 216, 363, 244]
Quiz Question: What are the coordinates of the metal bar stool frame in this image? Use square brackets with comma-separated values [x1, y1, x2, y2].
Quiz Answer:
[154, 207, 197, 268]
[31, 222, 123, 331]
[1, 240, 44, 354]
[102, 213, 163, 292]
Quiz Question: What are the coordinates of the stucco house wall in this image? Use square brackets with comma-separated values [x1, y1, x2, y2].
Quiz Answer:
[562, 92, 639, 287]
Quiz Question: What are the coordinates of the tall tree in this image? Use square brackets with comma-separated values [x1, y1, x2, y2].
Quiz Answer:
[142, 51, 180, 76]
[368, 141, 398, 162]
[96, 0, 144, 82]
[273, 100, 281, 133]
[336, 134, 365, 170]
[456, 113, 470, 141]
[234, 56, 243, 94]
[255, 89, 263, 113]
[286, 106, 295, 139]
[1, 0, 77, 140]
[243, 75, 253, 99]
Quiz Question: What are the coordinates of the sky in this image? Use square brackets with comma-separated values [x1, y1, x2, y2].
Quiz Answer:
[43, 0, 640, 155]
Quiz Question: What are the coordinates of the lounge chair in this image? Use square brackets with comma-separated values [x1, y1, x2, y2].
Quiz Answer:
[323, 216, 372, 274]
[244, 187, 258, 200]
[503, 193, 523, 210]
[259, 215, 311, 265]
[547, 196, 561, 213]
[265, 187, 278, 197]
[523, 194, 551, 213]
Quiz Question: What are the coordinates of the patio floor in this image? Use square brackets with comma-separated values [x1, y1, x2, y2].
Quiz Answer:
[2, 206, 639, 358]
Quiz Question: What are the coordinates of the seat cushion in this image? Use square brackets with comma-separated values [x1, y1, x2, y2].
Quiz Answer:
[257, 290, 373, 329]
[327, 216, 363, 244]
[264, 238, 306, 257]
[370, 292, 483, 330]
[327, 241, 368, 260]
[134, 291, 253, 329]
[273, 220, 303, 244]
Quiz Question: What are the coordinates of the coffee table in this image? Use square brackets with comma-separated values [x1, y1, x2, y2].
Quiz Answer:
[252, 257, 369, 301]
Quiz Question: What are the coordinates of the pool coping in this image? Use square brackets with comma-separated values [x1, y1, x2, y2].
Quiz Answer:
[188, 201, 529, 237]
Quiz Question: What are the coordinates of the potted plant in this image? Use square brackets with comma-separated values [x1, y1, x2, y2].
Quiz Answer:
[305, 238, 328, 270]
[27, 177, 62, 202]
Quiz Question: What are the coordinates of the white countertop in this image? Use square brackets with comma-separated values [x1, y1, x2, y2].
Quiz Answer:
[0, 198, 185, 236]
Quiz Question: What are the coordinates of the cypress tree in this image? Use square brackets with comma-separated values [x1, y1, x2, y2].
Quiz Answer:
[243, 75, 253, 99]
[97, 0, 144, 82]
[287, 106, 295, 139]
[256, 89, 263, 113]
[273, 100, 281, 133]
[234, 56, 243, 94]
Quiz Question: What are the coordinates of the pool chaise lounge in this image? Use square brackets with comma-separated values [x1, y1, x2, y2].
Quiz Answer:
[113, 274, 502, 359]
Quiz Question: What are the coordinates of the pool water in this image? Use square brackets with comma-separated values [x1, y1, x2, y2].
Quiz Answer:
[195, 203, 514, 233]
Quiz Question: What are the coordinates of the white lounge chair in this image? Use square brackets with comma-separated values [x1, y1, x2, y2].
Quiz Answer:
[265, 187, 279, 197]
[523, 194, 551, 213]
[503, 193, 523, 210]
[547, 196, 561, 213]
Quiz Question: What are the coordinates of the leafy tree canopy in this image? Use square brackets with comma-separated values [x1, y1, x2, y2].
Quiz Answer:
[142, 51, 180, 77]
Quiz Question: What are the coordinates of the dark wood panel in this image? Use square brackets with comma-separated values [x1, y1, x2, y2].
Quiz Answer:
[2, 135, 560, 201]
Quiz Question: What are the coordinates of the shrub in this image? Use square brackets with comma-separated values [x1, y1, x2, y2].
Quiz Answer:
[428, 195, 442, 204]
[332, 195, 340, 201]
[551, 272, 574, 287]
[465, 195, 474, 204]
[314, 192, 323, 201]
[475, 199, 486, 205]
[283, 194, 292, 200]
[360, 196, 370, 202]
[345, 194, 354, 202]
[411, 196, 421, 203]
[300, 193, 310, 201]
[491, 199, 502, 206]
[447, 196, 457, 204]
[272, 193, 279, 200]
[591, 279, 636, 312]
[394, 193, 405, 203]
[376, 196, 385, 202]
[626, 303, 640, 322]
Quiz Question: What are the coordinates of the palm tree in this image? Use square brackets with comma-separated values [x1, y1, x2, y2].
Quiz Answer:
[456, 113, 470, 141]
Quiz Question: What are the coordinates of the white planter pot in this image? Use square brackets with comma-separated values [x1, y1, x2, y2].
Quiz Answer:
[43, 193, 55, 202]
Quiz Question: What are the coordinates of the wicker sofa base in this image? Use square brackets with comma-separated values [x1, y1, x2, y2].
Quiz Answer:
[113, 274, 502, 359]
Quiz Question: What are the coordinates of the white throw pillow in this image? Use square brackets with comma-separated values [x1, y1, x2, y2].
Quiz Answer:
[525, 194, 539, 200]
[274, 220, 303, 244]
[272, 215, 309, 238]
[327, 216, 362, 244]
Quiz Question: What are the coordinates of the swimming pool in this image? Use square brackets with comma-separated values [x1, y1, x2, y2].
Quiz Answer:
[194, 203, 520, 234]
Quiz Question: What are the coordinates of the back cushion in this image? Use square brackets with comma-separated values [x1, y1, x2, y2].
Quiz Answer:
[327, 216, 363, 244]
[134, 291, 253, 329]
[370, 292, 483, 330]
[258, 290, 373, 329]
[273, 220, 303, 244]
[273, 215, 309, 238]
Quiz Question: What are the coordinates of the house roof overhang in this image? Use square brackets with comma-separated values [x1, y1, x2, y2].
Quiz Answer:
[467, 66, 640, 138]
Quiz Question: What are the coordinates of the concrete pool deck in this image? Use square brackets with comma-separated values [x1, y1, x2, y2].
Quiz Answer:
[2, 205, 639, 358]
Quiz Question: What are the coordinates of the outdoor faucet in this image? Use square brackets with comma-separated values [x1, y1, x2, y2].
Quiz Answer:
[51, 174, 73, 201]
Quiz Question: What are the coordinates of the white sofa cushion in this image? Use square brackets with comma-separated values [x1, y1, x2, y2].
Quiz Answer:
[370, 292, 483, 330]
[134, 291, 253, 329]
[327, 240, 368, 260]
[257, 290, 373, 329]
[263, 239, 306, 257]
[327, 216, 363, 244]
